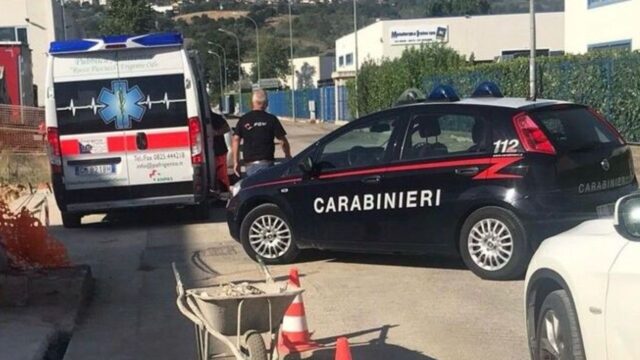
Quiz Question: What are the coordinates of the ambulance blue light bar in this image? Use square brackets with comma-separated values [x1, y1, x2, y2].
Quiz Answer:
[49, 32, 183, 54]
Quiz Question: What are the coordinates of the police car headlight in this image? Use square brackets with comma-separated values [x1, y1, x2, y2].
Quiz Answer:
[231, 180, 243, 197]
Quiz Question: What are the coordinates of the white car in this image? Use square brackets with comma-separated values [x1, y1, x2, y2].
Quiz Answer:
[525, 193, 640, 359]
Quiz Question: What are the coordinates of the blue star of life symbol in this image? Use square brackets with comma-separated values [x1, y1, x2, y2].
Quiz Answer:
[98, 80, 146, 129]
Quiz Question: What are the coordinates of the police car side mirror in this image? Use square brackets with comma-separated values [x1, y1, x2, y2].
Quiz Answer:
[615, 193, 640, 240]
[298, 157, 314, 175]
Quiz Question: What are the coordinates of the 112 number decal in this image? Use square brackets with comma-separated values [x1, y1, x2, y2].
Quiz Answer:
[493, 139, 520, 153]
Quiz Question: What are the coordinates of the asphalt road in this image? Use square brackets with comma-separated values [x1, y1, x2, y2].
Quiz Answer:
[52, 119, 529, 360]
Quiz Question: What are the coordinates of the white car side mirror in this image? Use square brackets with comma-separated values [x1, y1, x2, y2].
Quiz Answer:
[614, 193, 640, 240]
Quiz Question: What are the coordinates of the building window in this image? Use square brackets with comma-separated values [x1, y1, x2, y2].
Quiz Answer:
[0, 27, 28, 44]
[345, 53, 353, 66]
[338, 56, 344, 67]
[588, 0, 630, 9]
[588, 39, 632, 52]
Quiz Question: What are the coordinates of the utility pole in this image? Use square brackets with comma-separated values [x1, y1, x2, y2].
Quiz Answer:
[288, 0, 296, 122]
[529, 0, 537, 101]
[353, 0, 359, 118]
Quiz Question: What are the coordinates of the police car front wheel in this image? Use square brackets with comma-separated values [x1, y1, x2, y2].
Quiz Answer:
[240, 204, 300, 264]
[459, 207, 531, 280]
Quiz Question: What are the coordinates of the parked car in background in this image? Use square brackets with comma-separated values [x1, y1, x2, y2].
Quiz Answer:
[525, 193, 640, 359]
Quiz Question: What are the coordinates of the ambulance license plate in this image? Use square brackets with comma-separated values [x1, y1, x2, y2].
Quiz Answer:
[75, 164, 115, 176]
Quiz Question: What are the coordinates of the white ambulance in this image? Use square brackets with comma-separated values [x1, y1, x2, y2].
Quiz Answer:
[45, 33, 215, 227]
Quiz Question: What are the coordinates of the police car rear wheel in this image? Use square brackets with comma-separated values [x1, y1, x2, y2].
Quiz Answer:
[240, 204, 299, 264]
[459, 206, 530, 280]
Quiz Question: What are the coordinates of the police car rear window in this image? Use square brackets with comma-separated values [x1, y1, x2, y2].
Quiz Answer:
[531, 107, 619, 152]
[55, 74, 187, 135]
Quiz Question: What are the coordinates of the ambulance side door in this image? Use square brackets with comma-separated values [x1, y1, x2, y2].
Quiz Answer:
[285, 110, 405, 251]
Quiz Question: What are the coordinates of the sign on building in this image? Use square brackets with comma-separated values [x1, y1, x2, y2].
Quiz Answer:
[389, 25, 448, 46]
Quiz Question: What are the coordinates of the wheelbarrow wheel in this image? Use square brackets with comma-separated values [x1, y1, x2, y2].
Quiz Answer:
[242, 332, 268, 360]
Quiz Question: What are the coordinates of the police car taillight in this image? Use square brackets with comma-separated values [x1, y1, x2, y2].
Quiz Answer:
[188, 117, 203, 165]
[46, 127, 62, 173]
[512, 112, 556, 155]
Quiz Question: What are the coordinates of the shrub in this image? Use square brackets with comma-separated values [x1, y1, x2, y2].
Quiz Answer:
[352, 49, 640, 141]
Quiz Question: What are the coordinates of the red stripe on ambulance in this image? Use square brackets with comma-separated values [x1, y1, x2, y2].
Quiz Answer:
[60, 131, 189, 155]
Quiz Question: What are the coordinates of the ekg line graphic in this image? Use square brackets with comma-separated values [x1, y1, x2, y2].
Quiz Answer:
[56, 92, 187, 116]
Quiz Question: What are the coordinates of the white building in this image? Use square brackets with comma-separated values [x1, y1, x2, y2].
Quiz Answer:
[243, 55, 335, 90]
[565, 0, 639, 53]
[333, 12, 565, 82]
[285, 55, 335, 90]
[0, 0, 81, 106]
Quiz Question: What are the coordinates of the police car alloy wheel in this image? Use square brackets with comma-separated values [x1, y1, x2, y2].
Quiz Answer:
[240, 204, 300, 264]
[459, 206, 530, 280]
[534, 290, 586, 360]
[467, 218, 513, 271]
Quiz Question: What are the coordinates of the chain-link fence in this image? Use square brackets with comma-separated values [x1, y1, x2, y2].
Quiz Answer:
[0, 104, 49, 185]
[0, 104, 45, 154]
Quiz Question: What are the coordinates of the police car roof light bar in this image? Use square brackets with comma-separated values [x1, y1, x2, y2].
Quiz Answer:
[471, 81, 504, 98]
[395, 88, 426, 106]
[427, 85, 460, 102]
[49, 32, 184, 54]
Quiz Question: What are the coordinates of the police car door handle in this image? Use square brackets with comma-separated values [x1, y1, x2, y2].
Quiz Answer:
[361, 175, 381, 184]
[455, 167, 480, 176]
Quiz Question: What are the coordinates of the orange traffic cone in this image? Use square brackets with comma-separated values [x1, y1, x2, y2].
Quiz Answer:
[335, 337, 352, 360]
[277, 267, 319, 355]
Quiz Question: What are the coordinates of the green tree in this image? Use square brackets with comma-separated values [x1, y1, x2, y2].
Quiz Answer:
[352, 44, 467, 115]
[427, 0, 491, 17]
[101, 0, 156, 35]
[251, 35, 290, 82]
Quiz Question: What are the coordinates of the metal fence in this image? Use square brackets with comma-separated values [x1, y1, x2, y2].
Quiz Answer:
[240, 86, 352, 122]
[0, 104, 46, 154]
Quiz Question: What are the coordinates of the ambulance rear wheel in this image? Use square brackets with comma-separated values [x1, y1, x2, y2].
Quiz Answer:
[240, 204, 299, 264]
[61, 211, 81, 228]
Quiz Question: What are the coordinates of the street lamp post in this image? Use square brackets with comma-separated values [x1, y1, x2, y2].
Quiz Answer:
[529, 0, 537, 101]
[288, 0, 296, 122]
[353, 0, 359, 118]
[208, 42, 227, 90]
[242, 15, 261, 82]
[207, 51, 224, 106]
[60, 0, 67, 40]
[218, 28, 243, 115]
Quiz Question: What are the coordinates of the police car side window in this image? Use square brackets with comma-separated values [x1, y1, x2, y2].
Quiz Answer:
[402, 113, 487, 160]
[317, 115, 399, 170]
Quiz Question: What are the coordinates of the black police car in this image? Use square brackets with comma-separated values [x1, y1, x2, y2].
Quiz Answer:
[226, 83, 637, 280]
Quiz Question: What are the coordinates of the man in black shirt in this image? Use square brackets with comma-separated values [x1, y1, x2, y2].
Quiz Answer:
[211, 112, 230, 191]
[232, 89, 291, 177]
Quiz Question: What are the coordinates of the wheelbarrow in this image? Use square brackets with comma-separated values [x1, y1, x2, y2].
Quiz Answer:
[172, 263, 303, 360]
